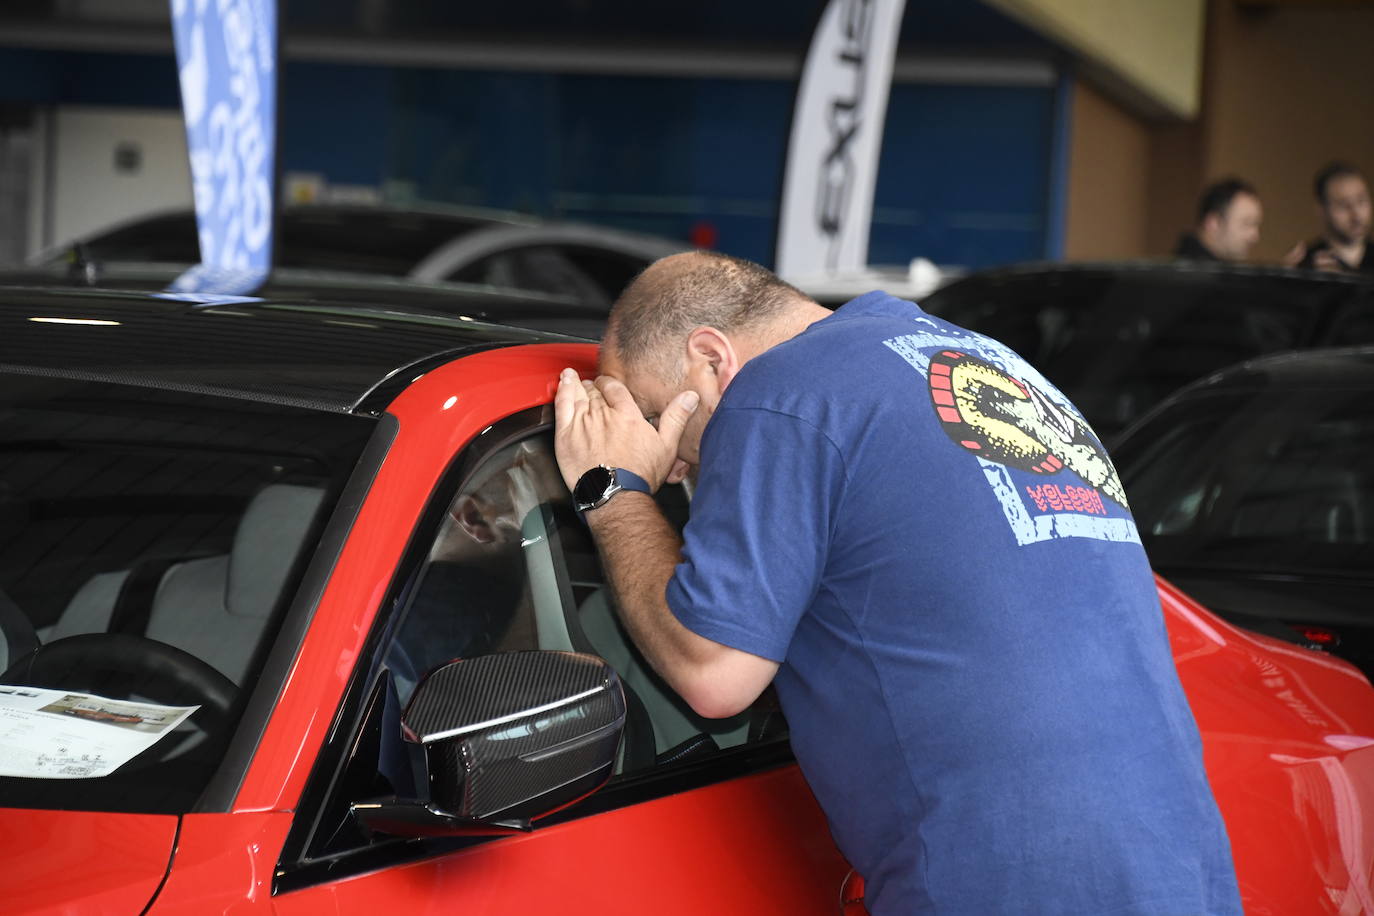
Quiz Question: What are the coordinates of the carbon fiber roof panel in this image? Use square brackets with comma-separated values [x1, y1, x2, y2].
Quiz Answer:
[0, 288, 568, 414]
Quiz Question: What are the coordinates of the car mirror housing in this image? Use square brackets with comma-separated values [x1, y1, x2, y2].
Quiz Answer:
[354, 651, 626, 837]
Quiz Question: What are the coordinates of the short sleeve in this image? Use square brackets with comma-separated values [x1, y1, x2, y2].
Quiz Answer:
[665, 406, 847, 662]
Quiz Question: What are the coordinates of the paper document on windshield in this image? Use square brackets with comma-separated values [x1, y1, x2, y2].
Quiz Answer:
[0, 686, 198, 779]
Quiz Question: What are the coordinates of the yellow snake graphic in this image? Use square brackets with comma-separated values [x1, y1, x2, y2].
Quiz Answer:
[927, 350, 1128, 509]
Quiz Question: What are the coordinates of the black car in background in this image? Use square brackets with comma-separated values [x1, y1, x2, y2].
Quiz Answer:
[921, 261, 1374, 440]
[1113, 347, 1374, 678]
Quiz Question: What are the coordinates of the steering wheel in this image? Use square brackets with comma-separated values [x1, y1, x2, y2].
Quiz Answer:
[0, 584, 39, 671]
[1, 633, 238, 747]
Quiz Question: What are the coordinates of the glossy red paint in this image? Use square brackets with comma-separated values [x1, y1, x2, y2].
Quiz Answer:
[7, 340, 1374, 915]
[1159, 575, 1374, 914]
[273, 766, 849, 914]
[235, 343, 597, 814]
[234, 343, 1374, 914]
[0, 809, 177, 914]
[143, 813, 292, 913]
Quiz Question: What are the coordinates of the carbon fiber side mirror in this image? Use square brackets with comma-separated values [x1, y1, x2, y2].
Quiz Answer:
[355, 651, 626, 836]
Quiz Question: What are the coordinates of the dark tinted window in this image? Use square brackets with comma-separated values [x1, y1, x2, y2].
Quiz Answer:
[298, 422, 778, 863]
[0, 378, 375, 813]
[449, 245, 611, 304]
[1325, 292, 1374, 347]
[557, 245, 649, 300]
[276, 209, 488, 274]
[79, 212, 200, 263]
[70, 208, 494, 276]
[923, 268, 1356, 438]
[1121, 387, 1374, 581]
[385, 431, 759, 765]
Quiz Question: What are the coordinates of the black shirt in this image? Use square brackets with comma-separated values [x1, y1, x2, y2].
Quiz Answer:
[1173, 232, 1221, 261]
[1298, 237, 1374, 273]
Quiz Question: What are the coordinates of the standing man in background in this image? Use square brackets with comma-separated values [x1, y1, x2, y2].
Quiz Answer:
[1287, 162, 1374, 273]
[1174, 178, 1263, 262]
[554, 251, 1243, 915]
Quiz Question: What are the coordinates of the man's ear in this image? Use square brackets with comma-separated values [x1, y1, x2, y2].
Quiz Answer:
[684, 326, 741, 391]
[451, 494, 498, 544]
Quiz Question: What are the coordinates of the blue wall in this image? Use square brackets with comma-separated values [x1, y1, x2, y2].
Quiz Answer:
[0, 43, 1060, 270]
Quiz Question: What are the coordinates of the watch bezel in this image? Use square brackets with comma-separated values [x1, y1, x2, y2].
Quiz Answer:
[573, 465, 618, 512]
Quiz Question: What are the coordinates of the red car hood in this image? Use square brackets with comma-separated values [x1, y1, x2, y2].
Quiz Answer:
[0, 808, 177, 914]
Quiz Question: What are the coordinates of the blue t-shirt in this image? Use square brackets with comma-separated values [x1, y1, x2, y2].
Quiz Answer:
[666, 293, 1242, 915]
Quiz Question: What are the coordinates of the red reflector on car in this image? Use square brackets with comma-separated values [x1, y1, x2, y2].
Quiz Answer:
[1292, 625, 1338, 646]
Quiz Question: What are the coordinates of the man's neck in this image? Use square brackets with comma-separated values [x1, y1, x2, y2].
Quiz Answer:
[746, 302, 834, 359]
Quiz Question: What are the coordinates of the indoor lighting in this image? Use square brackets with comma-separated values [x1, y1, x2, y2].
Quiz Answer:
[28, 317, 121, 326]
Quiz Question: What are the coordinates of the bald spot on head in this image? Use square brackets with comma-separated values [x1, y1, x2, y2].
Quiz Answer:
[602, 251, 816, 381]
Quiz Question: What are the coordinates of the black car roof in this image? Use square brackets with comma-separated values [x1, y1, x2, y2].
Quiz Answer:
[930, 259, 1374, 290]
[0, 286, 578, 415]
[1189, 345, 1374, 392]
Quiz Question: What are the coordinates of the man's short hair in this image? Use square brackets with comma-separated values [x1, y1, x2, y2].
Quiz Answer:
[1314, 161, 1366, 203]
[1196, 178, 1257, 224]
[606, 252, 811, 377]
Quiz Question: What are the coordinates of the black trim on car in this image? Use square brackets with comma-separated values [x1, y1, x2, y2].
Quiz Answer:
[352, 345, 504, 417]
[195, 414, 397, 813]
[273, 738, 797, 896]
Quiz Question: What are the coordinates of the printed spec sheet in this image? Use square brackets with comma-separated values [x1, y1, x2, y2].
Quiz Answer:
[0, 685, 198, 778]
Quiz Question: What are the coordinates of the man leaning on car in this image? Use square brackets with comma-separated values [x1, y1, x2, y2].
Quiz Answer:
[552, 251, 1243, 915]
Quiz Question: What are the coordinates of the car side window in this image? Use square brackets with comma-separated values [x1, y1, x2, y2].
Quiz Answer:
[284, 416, 791, 873]
[555, 245, 648, 301]
[383, 429, 780, 775]
[1325, 293, 1374, 347]
[447, 246, 610, 305]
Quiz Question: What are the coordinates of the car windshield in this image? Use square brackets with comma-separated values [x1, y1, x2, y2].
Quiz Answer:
[1120, 386, 1374, 584]
[0, 376, 375, 813]
[922, 267, 1370, 439]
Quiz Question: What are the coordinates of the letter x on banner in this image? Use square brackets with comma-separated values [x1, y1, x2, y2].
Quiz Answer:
[168, 0, 278, 297]
[775, 0, 907, 282]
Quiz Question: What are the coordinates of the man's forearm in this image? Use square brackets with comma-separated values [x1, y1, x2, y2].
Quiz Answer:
[584, 492, 774, 718]
[584, 492, 694, 672]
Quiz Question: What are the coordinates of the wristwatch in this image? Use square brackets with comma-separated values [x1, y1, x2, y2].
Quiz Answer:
[573, 465, 652, 517]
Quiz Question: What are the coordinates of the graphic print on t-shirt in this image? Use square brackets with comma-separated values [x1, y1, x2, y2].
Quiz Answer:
[925, 349, 1127, 508]
[886, 322, 1139, 547]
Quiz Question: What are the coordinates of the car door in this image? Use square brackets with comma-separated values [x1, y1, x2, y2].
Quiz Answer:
[268, 345, 852, 914]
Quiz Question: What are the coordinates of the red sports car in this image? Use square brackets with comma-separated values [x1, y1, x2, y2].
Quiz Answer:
[0, 288, 1370, 914]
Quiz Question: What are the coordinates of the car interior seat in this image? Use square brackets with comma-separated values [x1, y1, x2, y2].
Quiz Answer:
[46, 482, 327, 685]
[517, 501, 661, 773]
[545, 479, 755, 762]
[577, 588, 751, 756]
[0, 585, 39, 673]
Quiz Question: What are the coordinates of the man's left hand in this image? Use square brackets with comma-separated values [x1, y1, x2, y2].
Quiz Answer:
[553, 368, 699, 492]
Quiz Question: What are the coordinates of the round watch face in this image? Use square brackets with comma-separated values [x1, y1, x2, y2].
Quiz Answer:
[573, 465, 616, 508]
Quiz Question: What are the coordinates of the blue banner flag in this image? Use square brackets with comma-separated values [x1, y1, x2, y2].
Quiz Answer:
[169, 0, 277, 296]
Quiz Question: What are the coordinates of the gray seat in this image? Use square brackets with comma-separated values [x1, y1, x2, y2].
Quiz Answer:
[49, 483, 326, 685]
[578, 589, 750, 755]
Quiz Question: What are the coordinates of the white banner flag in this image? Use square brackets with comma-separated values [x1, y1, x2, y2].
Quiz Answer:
[775, 0, 907, 279]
